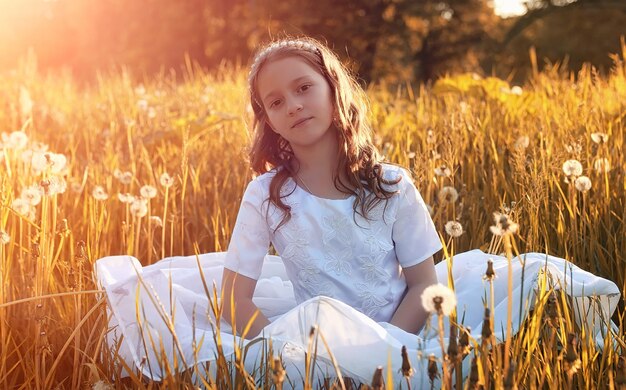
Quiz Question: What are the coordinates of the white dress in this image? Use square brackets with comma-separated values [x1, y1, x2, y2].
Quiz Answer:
[95, 165, 621, 388]
[224, 164, 442, 321]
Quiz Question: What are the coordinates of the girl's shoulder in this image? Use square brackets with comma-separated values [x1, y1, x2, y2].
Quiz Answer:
[252, 169, 278, 184]
[379, 162, 412, 189]
[245, 168, 284, 196]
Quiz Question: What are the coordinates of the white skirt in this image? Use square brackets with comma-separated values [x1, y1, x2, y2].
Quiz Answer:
[95, 250, 620, 388]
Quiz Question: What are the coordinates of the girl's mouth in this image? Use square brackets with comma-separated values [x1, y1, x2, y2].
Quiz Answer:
[291, 117, 312, 128]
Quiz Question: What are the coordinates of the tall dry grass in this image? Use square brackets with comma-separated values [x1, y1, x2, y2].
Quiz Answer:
[0, 42, 625, 388]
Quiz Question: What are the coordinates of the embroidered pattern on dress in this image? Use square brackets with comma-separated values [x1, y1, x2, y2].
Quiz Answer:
[267, 168, 411, 315]
[355, 282, 389, 318]
[357, 253, 392, 283]
[280, 222, 310, 260]
[320, 213, 355, 278]
[324, 246, 353, 276]
[293, 260, 337, 302]
[296, 261, 320, 286]
[363, 222, 394, 255]
[302, 279, 336, 300]
[279, 214, 338, 303]
[321, 214, 353, 245]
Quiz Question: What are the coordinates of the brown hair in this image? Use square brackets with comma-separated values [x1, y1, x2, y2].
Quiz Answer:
[247, 36, 400, 228]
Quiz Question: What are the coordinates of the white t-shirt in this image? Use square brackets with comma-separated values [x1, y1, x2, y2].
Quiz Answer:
[224, 163, 442, 322]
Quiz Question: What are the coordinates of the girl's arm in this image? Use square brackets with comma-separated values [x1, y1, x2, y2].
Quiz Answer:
[221, 268, 270, 339]
[389, 256, 438, 334]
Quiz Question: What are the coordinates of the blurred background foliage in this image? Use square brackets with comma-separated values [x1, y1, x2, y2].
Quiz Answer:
[0, 0, 625, 85]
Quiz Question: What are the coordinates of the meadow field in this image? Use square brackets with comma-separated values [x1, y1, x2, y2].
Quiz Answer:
[0, 44, 625, 388]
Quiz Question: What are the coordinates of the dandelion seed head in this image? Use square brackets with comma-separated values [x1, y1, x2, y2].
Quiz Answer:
[20, 149, 33, 164]
[11, 198, 31, 216]
[30, 151, 48, 173]
[438, 186, 459, 204]
[434, 164, 452, 177]
[159, 172, 174, 188]
[134, 84, 146, 95]
[421, 283, 456, 316]
[47, 176, 67, 195]
[46, 152, 67, 174]
[21, 185, 42, 205]
[593, 158, 611, 174]
[6, 131, 29, 150]
[147, 107, 157, 118]
[130, 198, 148, 218]
[149, 216, 163, 227]
[407, 151, 416, 159]
[0, 229, 10, 245]
[140, 185, 157, 199]
[514, 135, 530, 150]
[489, 225, 503, 236]
[70, 182, 83, 193]
[590, 132, 609, 144]
[510, 86, 523, 95]
[445, 221, 463, 238]
[92, 186, 109, 201]
[117, 192, 134, 204]
[490, 212, 518, 236]
[574, 176, 591, 192]
[562, 159, 583, 177]
[39, 176, 67, 196]
[118, 171, 133, 185]
[136, 99, 149, 111]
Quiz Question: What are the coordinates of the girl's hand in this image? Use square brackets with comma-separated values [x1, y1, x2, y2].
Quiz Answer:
[390, 256, 438, 334]
[221, 268, 271, 339]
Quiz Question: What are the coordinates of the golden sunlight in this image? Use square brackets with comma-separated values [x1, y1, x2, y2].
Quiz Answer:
[492, 0, 527, 18]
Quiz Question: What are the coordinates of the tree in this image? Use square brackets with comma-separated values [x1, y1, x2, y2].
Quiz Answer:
[494, 0, 626, 81]
[203, 0, 498, 84]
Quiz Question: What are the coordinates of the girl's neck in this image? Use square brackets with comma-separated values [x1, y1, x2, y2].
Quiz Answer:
[291, 129, 340, 177]
[290, 131, 351, 199]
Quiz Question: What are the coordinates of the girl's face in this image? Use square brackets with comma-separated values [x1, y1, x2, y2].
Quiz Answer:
[256, 56, 335, 153]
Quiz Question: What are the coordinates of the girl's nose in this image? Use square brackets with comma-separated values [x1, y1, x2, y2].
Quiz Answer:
[287, 99, 303, 116]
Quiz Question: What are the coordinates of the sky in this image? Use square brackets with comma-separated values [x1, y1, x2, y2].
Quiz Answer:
[492, 0, 528, 17]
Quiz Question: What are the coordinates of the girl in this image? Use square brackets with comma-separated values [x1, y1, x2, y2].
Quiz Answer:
[221, 37, 442, 339]
[95, 37, 620, 387]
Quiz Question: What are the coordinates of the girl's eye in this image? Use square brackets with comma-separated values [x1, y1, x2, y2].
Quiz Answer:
[298, 84, 312, 93]
[269, 99, 282, 108]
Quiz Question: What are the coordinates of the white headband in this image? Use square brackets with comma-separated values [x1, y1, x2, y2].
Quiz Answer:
[248, 40, 321, 86]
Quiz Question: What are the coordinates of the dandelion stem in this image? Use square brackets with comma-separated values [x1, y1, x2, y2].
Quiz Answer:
[0, 290, 104, 309]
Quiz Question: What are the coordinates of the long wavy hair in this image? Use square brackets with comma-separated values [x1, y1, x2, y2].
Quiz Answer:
[247, 36, 400, 228]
